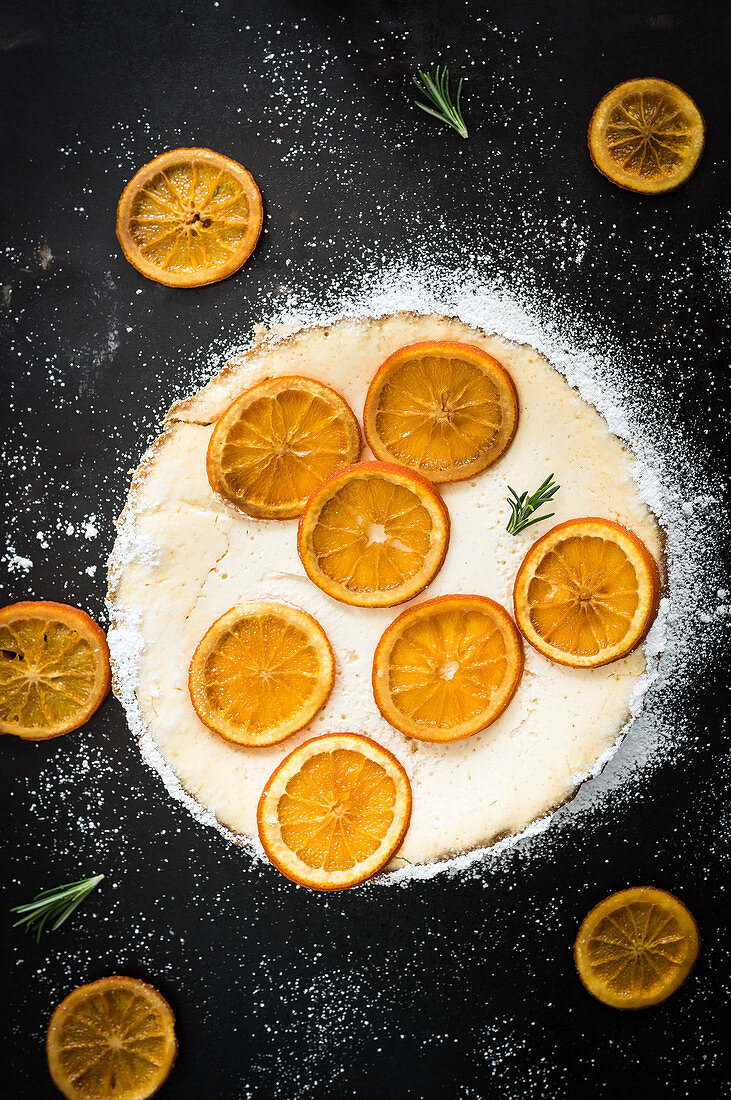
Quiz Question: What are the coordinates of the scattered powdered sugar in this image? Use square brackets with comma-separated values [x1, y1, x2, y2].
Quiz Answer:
[3, 11, 728, 1094]
[107, 255, 726, 885]
[3, 547, 34, 574]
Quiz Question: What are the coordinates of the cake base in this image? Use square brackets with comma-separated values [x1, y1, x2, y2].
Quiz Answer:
[107, 312, 663, 869]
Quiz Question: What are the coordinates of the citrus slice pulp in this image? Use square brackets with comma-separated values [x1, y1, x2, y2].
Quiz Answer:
[257, 733, 412, 890]
[588, 79, 705, 194]
[373, 594, 524, 741]
[574, 887, 700, 1009]
[207, 375, 361, 518]
[116, 147, 263, 287]
[513, 518, 660, 668]
[0, 601, 110, 740]
[363, 341, 519, 482]
[297, 461, 450, 607]
[188, 602, 334, 746]
[46, 976, 177, 1100]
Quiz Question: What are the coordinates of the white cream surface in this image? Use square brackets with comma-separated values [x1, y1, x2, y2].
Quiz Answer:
[108, 313, 663, 868]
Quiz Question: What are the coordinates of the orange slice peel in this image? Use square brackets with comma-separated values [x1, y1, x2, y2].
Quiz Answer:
[574, 886, 700, 1009]
[588, 79, 705, 194]
[46, 976, 177, 1100]
[257, 733, 412, 890]
[373, 594, 524, 742]
[513, 518, 660, 668]
[297, 461, 450, 607]
[207, 375, 361, 518]
[116, 147, 263, 287]
[188, 602, 334, 746]
[0, 601, 110, 740]
[363, 341, 518, 482]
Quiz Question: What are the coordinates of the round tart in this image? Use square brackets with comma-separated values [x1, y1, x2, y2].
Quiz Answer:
[108, 312, 663, 870]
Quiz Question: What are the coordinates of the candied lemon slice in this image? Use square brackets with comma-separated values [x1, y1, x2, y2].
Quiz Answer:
[588, 79, 705, 194]
[574, 887, 700, 1009]
[363, 341, 518, 482]
[297, 462, 450, 607]
[257, 733, 412, 890]
[188, 602, 334, 746]
[0, 601, 110, 740]
[207, 375, 361, 518]
[46, 976, 177, 1100]
[373, 594, 523, 741]
[116, 147, 262, 286]
[513, 518, 660, 668]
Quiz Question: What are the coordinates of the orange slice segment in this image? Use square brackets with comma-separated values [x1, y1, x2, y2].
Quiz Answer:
[363, 341, 518, 482]
[574, 887, 700, 1009]
[297, 462, 450, 607]
[47, 976, 177, 1100]
[116, 148, 263, 287]
[207, 376, 361, 518]
[373, 595, 523, 742]
[188, 602, 334, 746]
[0, 601, 110, 740]
[257, 733, 412, 890]
[513, 518, 660, 668]
[588, 79, 705, 194]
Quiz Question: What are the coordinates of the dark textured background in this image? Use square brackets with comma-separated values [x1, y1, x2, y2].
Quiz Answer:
[2, 1, 730, 1097]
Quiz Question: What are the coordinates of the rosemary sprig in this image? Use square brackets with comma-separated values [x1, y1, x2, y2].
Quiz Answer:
[11, 874, 104, 941]
[506, 474, 560, 536]
[413, 65, 468, 139]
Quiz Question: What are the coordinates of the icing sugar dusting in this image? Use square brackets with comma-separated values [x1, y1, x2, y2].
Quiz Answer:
[107, 256, 724, 884]
[3, 9, 727, 1094]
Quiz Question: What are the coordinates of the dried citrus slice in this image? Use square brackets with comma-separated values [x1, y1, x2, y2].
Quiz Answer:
[207, 376, 361, 518]
[363, 341, 518, 482]
[116, 148, 263, 287]
[0, 601, 110, 740]
[574, 887, 700, 1009]
[188, 602, 334, 746]
[513, 518, 660, 668]
[46, 976, 177, 1100]
[373, 595, 523, 742]
[257, 733, 412, 890]
[588, 79, 705, 194]
[297, 462, 450, 607]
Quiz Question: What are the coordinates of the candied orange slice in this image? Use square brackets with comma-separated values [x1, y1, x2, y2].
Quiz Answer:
[588, 79, 705, 194]
[0, 601, 110, 740]
[116, 148, 263, 287]
[513, 518, 660, 668]
[373, 595, 523, 742]
[207, 376, 361, 518]
[257, 733, 412, 890]
[188, 602, 334, 746]
[574, 887, 700, 1009]
[46, 976, 177, 1100]
[297, 462, 450, 607]
[363, 341, 518, 482]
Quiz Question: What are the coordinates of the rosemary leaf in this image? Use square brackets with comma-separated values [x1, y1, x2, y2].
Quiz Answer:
[11, 874, 105, 941]
[413, 65, 468, 139]
[506, 474, 560, 536]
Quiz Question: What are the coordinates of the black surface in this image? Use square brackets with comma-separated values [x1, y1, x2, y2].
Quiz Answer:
[2, 1, 730, 1097]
